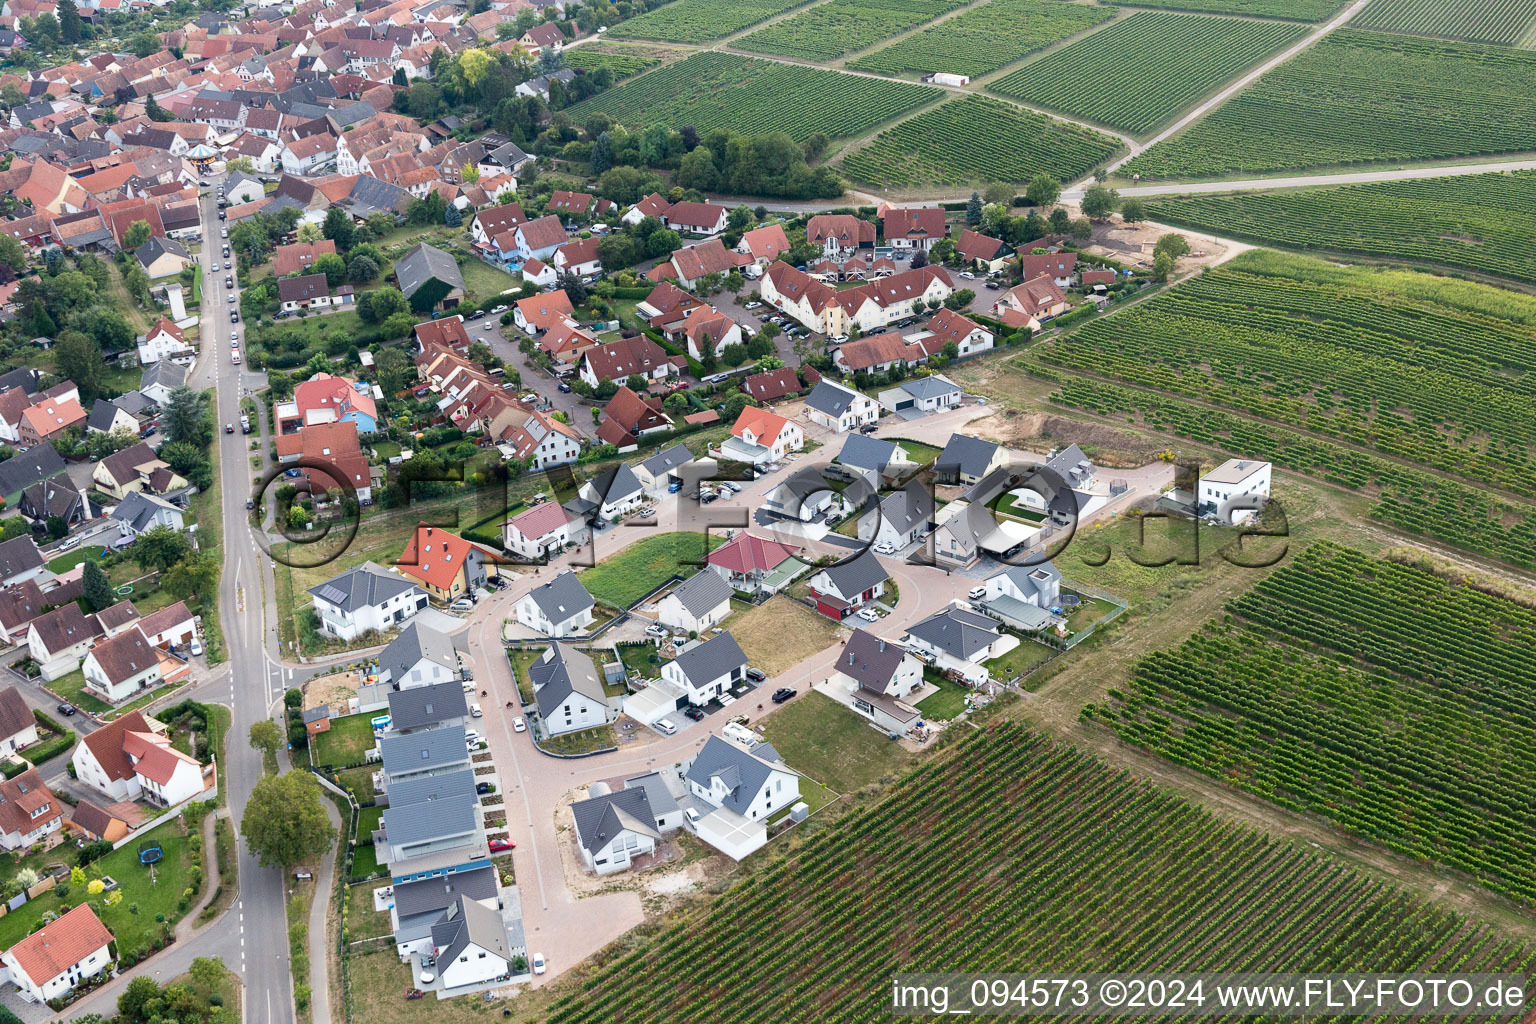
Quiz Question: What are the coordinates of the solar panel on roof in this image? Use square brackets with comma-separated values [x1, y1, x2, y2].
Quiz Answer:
[316, 584, 348, 603]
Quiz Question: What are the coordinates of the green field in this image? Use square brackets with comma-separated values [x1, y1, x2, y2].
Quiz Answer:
[759, 691, 915, 791]
[1038, 250, 1536, 500]
[851, 0, 1115, 78]
[542, 724, 1536, 1024]
[564, 51, 938, 142]
[736, 0, 967, 62]
[1116, 0, 1345, 17]
[1351, 0, 1536, 45]
[310, 713, 377, 768]
[1088, 542, 1536, 902]
[607, 0, 812, 42]
[1145, 172, 1536, 285]
[563, 44, 672, 78]
[577, 532, 724, 610]
[840, 94, 1122, 190]
[991, 12, 1306, 135]
[1126, 29, 1536, 178]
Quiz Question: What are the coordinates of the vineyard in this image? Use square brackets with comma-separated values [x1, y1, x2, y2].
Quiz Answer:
[1046, 375, 1536, 569]
[850, 0, 1115, 79]
[1087, 542, 1536, 902]
[1351, 0, 1536, 46]
[989, 12, 1306, 135]
[1145, 172, 1536, 286]
[1124, 29, 1536, 179]
[543, 723, 1536, 1024]
[1036, 251, 1536, 500]
[606, 0, 810, 43]
[839, 95, 1122, 191]
[1115, 0, 1346, 18]
[562, 45, 673, 79]
[562, 52, 937, 142]
[735, 0, 967, 62]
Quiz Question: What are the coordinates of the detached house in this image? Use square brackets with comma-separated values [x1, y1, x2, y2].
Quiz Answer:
[830, 628, 924, 735]
[26, 604, 97, 681]
[734, 223, 790, 265]
[0, 769, 63, 851]
[903, 606, 1007, 686]
[995, 277, 1070, 331]
[980, 562, 1064, 634]
[518, 22, 565, 58]
[502, 501, 587, 561]
[530, 643, 614, 736]
[578, 336, 677, 391]
[308, 562, 430, 641]
[656, 570, 733, 635]
[632, 443, 695, 496]
[95, 442, 184, 500]
[858, 479, 935, 551]
[596, 387, 669, 451]
[685, 735, 799, 859]
[664, 201, 729, 237]
[662, 631, 748, 707]
[934, 433, 1006, 486]
[515, 570, 595, 637]
[378, 623, 463, 691]
[395, 525, 500, 605]
[576, 462, 644, 520]
[706, 532, 804, 596]
[1019, 251, 1078, 289]
[138, 317, 195, 365]
[572, 786, 666, 875]
[804, 379, 880, 433]
[681, 305, 742, 363]
[0, 686, 38, 757]
[806, 214, 875, 260]
[72, 710, 208, 806]
[806, 548, 889, 620]
[881, 206, 947, 252]
[1, 904, 114, 1005]
[511, 215, 567, 262]
[82, 626, 167, 703]
[722, 406, 802, 466]
[554, 236, 602, 278]
[954, 229, 1011, 273]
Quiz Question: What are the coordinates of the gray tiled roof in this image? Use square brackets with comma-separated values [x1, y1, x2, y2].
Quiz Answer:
[935, 434, 999, 480]
[378, 621, 460, 688]
[817, 548, 888, 600]
[140, 359, 187, 393]
[380, 725, 467, 776]
[905, 606, 999, 660]
[110, 490, 181, 533]
[990, 561, 1061, 603]
[804, 379, 861, 417]
[671, 631, 747, 688]
[86, 400, 129, 432]
[0, 443, 64, 498]
[902, 375, 960, 401]
[638, 443, 693, 477]
[835, 434, 898, 473]
[529, 644, 606, 720]
[523, 571, 594, 624]
[391, 864, 497, 919]
[685, 735, 791, 816]
[571, 787, 661, 855]
[431, 895, 510, 967]
[395, 242, 464, 299]
[877, 481, 935, 535]
[307, 561, 423, 614]
[382, 784, 477, 846]
[584, 462, 641, 506]
[387, 680, 468, 732]
[624, 772, 679, 818]
[0, 536, 43, 583]
[837, 628, 909, 695]
[666, 570, 732, 618]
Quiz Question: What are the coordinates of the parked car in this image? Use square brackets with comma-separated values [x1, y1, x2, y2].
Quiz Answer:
[451, 598, 474, 610]
[530, 953, 546, 975]
[874, 542, 896, 555]
[56, 703, 76, 717]
[745, 667, 766, 682]
[960, 271, 976, 280]
[470, 702, 482, 717]
[683, 706, 705, 721]
[557, 382, 572, 393]
[744, 300, 762, 309]
[655, 717, 678, 735]
[190, 637, 204, 657]
[859, 423, 879, 434]
[225, 423, 234, 433]
[245, 498, 255, 509]
[684, 808, 701, 829]
[476, 782, 492, 794]
[968, 586, 987, 601]
[668, 478, 684, 493]
[857, 607, 881, 622]
[489, 839, 516, 853]
[512, 717, 526, 732]
[231, 311, 239, 323]
[645, 624, 669, 638]
[636, 507, 655, 518]
[772, 687, 796, 704]
[490, 305, 508, 315]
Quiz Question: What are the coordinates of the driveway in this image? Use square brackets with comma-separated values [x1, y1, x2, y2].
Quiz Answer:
[461, 316, 592, 431]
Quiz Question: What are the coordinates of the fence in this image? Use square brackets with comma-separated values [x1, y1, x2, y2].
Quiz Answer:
[110, 781, 220, 851]
[1057, 582, 1129, 653]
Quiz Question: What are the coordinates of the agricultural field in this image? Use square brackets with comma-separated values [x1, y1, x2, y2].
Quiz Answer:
[1351, 0, 1536, 46]
[1086, 542, 1536, 902]
[1125, 30, 1536, 179]
[1047, 375, 1536, 570]
[851, 0, 1116, 79]
[606, 0, 809, 42]
[1037, 251, 1536, 500]
[990, 12, 1307, 135]
[542, 723, 1536, 1024]
[1145, 172, 1536, 285]
[735, 0, 966, 63]
[563, 51, 937, 142]
[1116, 0, 1345, 17]
[839, 94, 1122, 191]
[562, 44, 674, 79]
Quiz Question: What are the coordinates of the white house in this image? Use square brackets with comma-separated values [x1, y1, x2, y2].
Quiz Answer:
[571, 787, 664, 875]
[0, 769, 63, 851]
[857, 480, 935, 551]
[806, 549, 889, 621]
[830, 628, 924, 735]
[307, 562, 430, 642]
[110, 490, 185, 540]
[72, 710, 206, 805]
[502, 501, 587, 561]
[1, 904, 114, 1004]
[514, 571, 596, 638]
[136, 600, 196, 650]
[0, 686, 38, 757]
[26, 605, 98, 682]
[980, 561, 1063, 634]
[553, 236, 601, 278]
[1198, 458, 1272, 525]
[686, 734, 799, 823]
[82, 626, 163, 702]
[722, 407, 802, 466]
[530, 644, 615, 736]
[804, 380, 880, 434]
[661, 631, 748, 706]
[832, 434, 913, 489]
[137, 317, 195, 366]
[577, 463, 644, 521]
[377, 622, 462, 690]
[902, 606, 1008, 686]
[761, 466, 839, 523]
[656, 570, 733, 635]
[431, 896, 514, 991]
[879, 374, 963, 415]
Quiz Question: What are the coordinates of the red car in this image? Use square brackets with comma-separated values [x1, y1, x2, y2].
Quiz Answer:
[488, 839, 515, 853]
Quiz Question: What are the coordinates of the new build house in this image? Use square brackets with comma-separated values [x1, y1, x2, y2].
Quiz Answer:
[514, 571, 595, 637]
[661, 632, 748, 707]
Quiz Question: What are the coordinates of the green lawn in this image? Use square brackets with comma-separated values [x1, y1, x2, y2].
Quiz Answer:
[915, 669, 970, 721]
[0, 819, 194, 954]
[984, 637, 1055, 681]
[350, 840, 381, 881]
[578, 533, 725, 610]
[897, 440, 942, 465]
[345, 878, 394, 941]
[507, 647, 543, 705]
[615, 642, 664, 682]
[760, 691, 914, 793]
[48, 668, 112, 715]
[310, 713, 377, 768]
[45, 548, 93, 574]
[989, 491, 1048, 523]
[357, 805, 383, 843]
[1066, 595, 1119, 633]
[371, 440, 402, 461]
[329, 765, 379, 806]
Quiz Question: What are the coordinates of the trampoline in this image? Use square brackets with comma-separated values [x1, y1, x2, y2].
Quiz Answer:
[138, 841, 163, 865]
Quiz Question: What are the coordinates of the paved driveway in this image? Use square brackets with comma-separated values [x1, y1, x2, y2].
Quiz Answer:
[460, 316, 593, 432]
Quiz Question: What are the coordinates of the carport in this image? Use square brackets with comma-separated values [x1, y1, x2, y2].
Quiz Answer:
[694, 807, 767, 861]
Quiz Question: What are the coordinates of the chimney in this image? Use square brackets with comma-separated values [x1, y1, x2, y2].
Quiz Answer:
[878, 640, 885, 652]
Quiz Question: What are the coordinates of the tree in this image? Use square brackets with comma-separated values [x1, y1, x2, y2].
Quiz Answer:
[1120, 197, 1147, 224]
[322, 207, 355, 252]
[45, 515, 67, 541]
[677, 146, 718, 191]
[164, 385, 211, 447]
[311, 252, 347, 287]
[1080, 185, 1119, 220]
[382, 311, 416, 339]
[160, 553, 220, 601]
[0, 234, 25, 272]
[123, 219, 152, 251]
[910, 250, 929, 270]
[348, 254, 380, 283]
[663, 392, 689, 416]
[1153, 250, 1175, 281]
[1068, 218, 1093, 242]
[590, 130, 614, 175]
[189, 957, 227, 993]
[134, 525, 192, 573]
[249, 719, 281, 757]
[375, 347, 413, 396]
[357, 286, 408, 324]
[965, 191, 982, 226]
[83, 559, 113, 612]
[144, 93, 174, 122]
[118, 975, 163, 1022]
[242, 771, 336, 868]
[444, 202, 462, 228]
[128, 29, 160, 58]
[1049, 207, 1072, 234]
[1154, 232, 1191, 260]
[1025, 173, 1062, 209]
[557, 272, 587, 306]
[55, 331, 106, 400]
[982, 182, 1013, 206]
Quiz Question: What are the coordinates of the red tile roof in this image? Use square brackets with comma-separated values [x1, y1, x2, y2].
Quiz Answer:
[708, 532, 799, 574]
[882, 206, 947, 242]
[79, 711, 157, 783]
[1019, 251, 1077, 281]
[737, 224, 790, 262]
[741, 367, 800, 403]
[122, 728, 198, 785]
[602, 386, 669, 436]
[272, 238, 337, 277]
[582, 335, 674, 383]
[515, 291, 574, 332]
[504, 500, 571, 539]
[5, 903, 112, 987]
[731, 405, 795, 448]
[397, 524, 493, 591]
